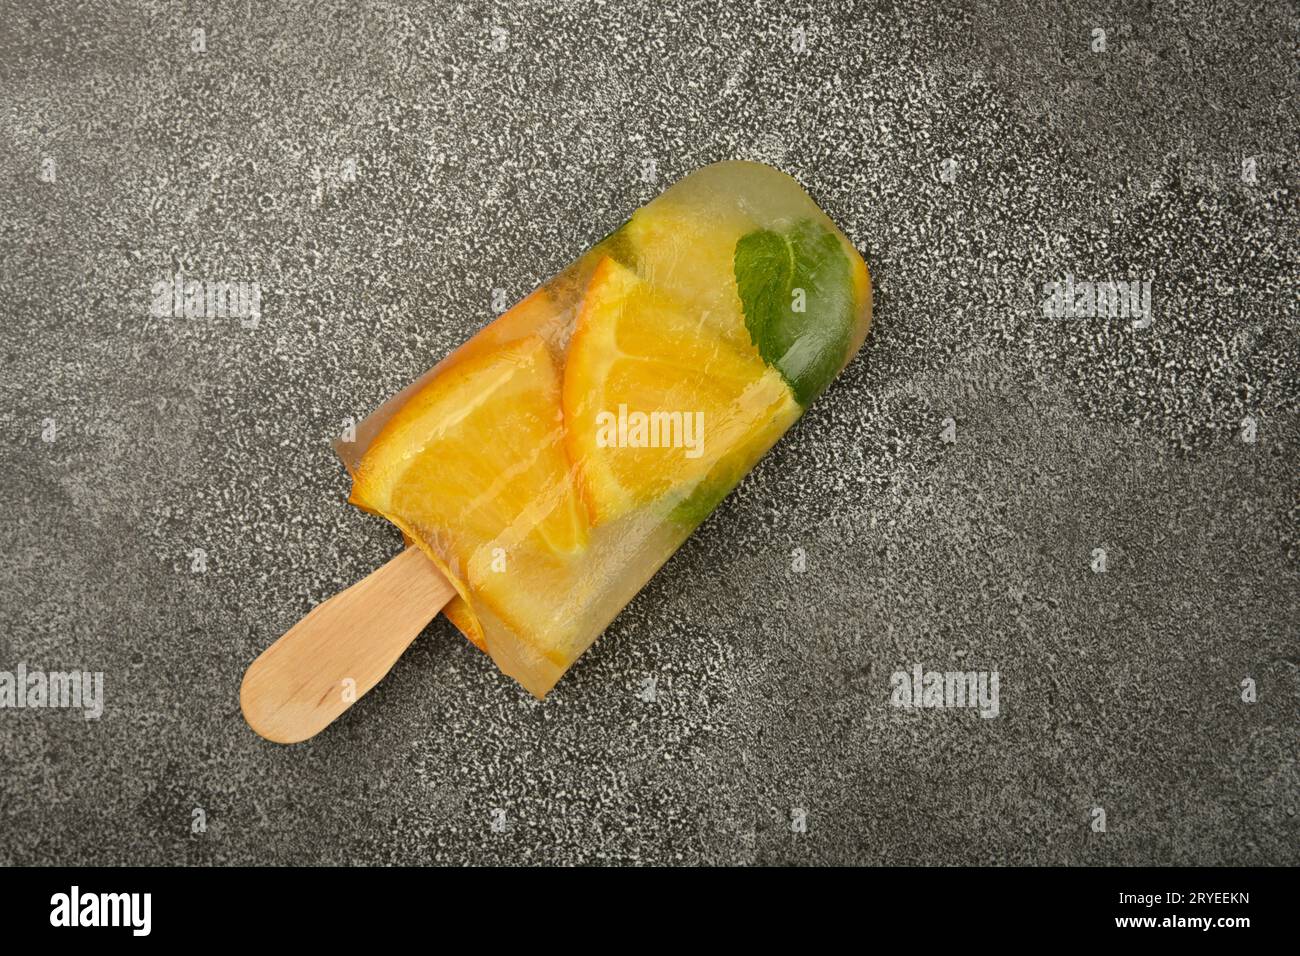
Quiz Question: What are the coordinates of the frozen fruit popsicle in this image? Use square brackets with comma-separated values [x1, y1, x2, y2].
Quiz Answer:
[345, 160, 871, 698]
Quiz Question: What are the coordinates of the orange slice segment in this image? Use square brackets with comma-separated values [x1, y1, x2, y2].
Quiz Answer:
[621, 198, 756, 351]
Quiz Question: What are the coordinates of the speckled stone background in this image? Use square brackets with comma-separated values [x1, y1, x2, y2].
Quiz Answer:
[1, 1, 1295, 866]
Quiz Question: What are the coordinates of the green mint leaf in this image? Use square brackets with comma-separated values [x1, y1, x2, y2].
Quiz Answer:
[733, 219, 854, 406]
[668, 476, 732, 529]
[596, 220, 635, 268]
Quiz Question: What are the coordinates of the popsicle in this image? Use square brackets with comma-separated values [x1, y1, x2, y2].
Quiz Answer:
[241, 160, 871, 740]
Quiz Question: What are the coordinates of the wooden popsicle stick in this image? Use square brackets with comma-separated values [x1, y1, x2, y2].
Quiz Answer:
[240, 546, 456, 744]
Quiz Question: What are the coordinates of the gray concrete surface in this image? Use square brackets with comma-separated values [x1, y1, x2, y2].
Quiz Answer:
[1, 1, 1295, 865]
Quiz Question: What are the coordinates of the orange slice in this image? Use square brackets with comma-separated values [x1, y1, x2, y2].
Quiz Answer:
[562, 257, 800, 526]
[350, 335, 589, 658]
